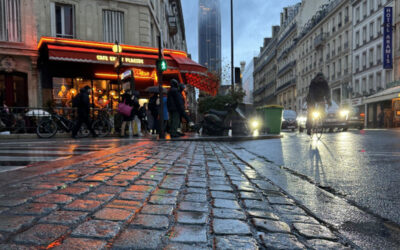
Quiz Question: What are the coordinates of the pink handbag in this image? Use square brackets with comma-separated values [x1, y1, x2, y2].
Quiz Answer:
[118, 100, 133, 116]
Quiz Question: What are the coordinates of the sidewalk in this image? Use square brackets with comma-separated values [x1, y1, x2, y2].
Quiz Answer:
[0, 141, 353, 249]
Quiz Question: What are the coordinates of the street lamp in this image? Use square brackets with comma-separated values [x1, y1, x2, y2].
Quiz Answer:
[113, 41, 123, 103]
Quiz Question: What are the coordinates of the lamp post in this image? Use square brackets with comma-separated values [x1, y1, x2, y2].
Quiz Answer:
[112, 41, 123, 102]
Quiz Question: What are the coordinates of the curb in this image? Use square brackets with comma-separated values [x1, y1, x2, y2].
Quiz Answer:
[0, 133, 283, 141]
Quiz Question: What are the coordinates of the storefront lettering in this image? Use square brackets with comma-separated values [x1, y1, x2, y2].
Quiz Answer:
[96, 55, 144, 64]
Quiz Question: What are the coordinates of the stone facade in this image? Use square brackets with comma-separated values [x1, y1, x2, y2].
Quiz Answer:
[296, 0, 352, 111]
[0, 0, 39, 107]
[253, 27, 279, 108]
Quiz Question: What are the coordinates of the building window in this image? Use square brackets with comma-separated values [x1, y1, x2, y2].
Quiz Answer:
[362, 52, 367, 68]
[362, 78, 367, 92]
[355, 79, 360, 93]
[355, 55, 360, 70]
[362, 26, 367, 43]
[52, 3, 75, 38]
[377, 44, 382, 62]
[356, 7, 360, 22]
[376, 72, 382, 88]
[369, 21, 374, 39]
[362, 1, 367, 17]
[368, 74, 374, 91]
[369, 0, 375, 12]
[0, 0, 21, 42]
[385, 70, 392, 84]
[355, 31, 360, 47]
[369, 48, 374, 65]
[103, 10, 124, 43]
[377, 17, 382, 35]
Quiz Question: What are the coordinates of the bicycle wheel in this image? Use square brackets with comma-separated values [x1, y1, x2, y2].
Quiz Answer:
[78, 123, 90, 138]
[311, 117, 323, 140]
[93, 119, 111, 137]
[36, 119, 58, 138]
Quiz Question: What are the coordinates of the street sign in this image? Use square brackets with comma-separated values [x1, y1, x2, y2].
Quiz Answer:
[121, 69, 133, 81]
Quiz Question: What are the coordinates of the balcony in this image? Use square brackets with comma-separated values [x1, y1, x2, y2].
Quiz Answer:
[314, 33, 326, 49]
[168, 16, 178, 35]
[277, 60, 296, 77]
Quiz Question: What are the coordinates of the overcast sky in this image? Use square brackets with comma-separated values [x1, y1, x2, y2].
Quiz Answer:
[181, 0, 301, 83]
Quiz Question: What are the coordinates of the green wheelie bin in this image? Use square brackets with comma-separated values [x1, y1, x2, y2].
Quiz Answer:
[257, 105, 283, 134]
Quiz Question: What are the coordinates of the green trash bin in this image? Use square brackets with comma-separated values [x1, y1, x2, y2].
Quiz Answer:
[258, 105, 283, 134]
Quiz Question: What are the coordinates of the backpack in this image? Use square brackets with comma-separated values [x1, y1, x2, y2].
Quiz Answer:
[72, 93, 81, 108]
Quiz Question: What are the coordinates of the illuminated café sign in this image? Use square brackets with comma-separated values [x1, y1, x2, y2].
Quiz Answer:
[121, 69, 133, 80]
[383, 7, 393, 69]
[96, 55, 144, 64]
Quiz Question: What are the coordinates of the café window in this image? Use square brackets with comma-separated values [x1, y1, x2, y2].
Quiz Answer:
[51, 2, 75, 38]
[52, 78, 121, 110]
[103, 10, 124, 43]
[0, 0, 21, 42]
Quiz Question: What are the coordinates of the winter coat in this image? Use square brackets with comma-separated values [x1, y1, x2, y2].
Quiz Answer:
[306, 75, 331, 104]
[167, 86, 184, 114]
[77, 88, 90, 118]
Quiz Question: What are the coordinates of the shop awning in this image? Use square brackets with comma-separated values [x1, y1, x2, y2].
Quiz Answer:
[363, 86, 400, 104]
[38, 37, 218, 95]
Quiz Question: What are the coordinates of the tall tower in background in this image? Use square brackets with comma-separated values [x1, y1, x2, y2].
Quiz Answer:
[198, 0, 221, 76]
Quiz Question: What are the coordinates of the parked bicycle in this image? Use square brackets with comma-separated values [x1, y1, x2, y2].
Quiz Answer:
[36, 109, 112, 138]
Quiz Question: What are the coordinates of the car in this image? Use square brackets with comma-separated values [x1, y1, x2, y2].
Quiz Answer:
[345, 107, 364, 130]
[282, 110, 298, 131]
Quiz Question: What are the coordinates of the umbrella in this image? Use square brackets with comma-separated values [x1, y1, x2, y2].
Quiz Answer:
[145, 86, 167, 93]
[25, 109, 50, 117]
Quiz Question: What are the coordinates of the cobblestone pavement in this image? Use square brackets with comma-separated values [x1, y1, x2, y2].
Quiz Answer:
[0, 141, 354, 249]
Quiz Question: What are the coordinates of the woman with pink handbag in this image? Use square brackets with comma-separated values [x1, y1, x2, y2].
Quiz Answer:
[119, 90, 134, 137]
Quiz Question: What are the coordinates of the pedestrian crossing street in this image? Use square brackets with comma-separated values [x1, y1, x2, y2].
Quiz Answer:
[0, 138, 138, 173]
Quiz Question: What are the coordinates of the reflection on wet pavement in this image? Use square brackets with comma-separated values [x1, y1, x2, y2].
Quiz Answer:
[0, 138, 142, 173]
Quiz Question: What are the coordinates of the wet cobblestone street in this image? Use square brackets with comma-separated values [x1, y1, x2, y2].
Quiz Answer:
[0, 141, 353, 249]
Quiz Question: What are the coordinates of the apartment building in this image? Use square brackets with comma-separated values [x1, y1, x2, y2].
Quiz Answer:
[352, 0, 394, 127]
[253, 26, 279, 108]
[296, 0, 352, 112]
[0, 0, 39, 107]
[275, 4, 300, 110]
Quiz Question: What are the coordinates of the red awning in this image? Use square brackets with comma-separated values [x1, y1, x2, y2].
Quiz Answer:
[38, 37, 219, 95]
[170, 54, 207, 74]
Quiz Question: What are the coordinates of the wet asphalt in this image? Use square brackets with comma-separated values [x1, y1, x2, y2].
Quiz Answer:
[225, 129, 400, 249]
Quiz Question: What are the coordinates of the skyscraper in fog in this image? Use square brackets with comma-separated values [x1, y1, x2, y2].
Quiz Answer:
[198, 0, 221, 75]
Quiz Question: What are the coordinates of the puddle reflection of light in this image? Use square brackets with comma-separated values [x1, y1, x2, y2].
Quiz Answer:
[253, 130, 259, 137]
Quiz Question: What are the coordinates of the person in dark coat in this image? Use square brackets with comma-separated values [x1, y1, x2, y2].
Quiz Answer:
[167, 79, 182, 137]
[167, 79, 193, 137]
[148, 93, 159, 134]
[306, 73, 331, 135]
[72, 86, 97, 138]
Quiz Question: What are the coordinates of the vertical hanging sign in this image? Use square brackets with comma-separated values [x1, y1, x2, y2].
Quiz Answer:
[383, 7, 393, 69]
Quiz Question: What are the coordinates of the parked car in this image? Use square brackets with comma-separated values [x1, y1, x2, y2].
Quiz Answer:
[282, 110, 297, 131]
[346, 108, 364, 130]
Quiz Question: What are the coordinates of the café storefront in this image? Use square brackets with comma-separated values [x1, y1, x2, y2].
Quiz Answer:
[37, 37, 218, 109]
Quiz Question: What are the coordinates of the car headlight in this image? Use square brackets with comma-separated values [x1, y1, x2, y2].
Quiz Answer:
[249, 119, 261, 130]
[312, 111, 320, 119]
[297, 116, 306, 123]
[340, 109, 349, 117]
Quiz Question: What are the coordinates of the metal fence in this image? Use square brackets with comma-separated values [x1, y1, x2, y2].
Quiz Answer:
[0, 106, 119, 135]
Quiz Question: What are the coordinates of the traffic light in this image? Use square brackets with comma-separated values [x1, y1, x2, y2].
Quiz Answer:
[157, 58, 167, 72]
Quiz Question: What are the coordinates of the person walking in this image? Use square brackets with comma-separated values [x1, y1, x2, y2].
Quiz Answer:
[148, 93, 159, 134]
[167, 79, 193, 137]
[138, 103, 149, 134]
[131, 91, 142, 136]
[72, 86, 97, 138]
[119, 90, 134, 137]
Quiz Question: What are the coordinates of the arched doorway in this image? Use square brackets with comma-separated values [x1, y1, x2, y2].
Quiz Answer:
[0, 72, 28, 107]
